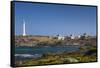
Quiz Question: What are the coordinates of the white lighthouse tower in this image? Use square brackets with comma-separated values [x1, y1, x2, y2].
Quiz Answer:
[23, 20, 26, 36]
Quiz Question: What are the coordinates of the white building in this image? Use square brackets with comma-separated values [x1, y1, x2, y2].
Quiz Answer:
[70, 35, 81, 39]
[78, 35, 81, 38]
[57, 35, 65, 40]
[70, 34, 75, 39]
[71, 36, 75, 39]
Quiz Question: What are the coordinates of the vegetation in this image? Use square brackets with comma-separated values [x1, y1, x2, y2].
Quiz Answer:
[15, 53, 96, 66]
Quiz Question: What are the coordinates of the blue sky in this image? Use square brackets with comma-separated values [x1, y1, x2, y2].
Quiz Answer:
[14, 2, 97, 36]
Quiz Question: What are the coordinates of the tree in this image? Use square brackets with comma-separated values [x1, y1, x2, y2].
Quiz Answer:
[83, 33, 87, 36]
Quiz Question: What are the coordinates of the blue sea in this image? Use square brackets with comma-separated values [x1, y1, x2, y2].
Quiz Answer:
[15, 45, 80, 60]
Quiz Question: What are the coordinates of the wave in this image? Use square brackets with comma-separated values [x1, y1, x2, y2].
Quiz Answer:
[15, 54, 42, 58]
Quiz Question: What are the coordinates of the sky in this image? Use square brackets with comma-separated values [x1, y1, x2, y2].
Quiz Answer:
[14, 2, 97, 36]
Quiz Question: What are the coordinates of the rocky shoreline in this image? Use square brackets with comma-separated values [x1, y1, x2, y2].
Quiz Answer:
[15, 35, 96, 47]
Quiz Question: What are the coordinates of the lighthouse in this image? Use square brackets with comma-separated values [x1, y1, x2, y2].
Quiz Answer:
[23, 20, 26, 36]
